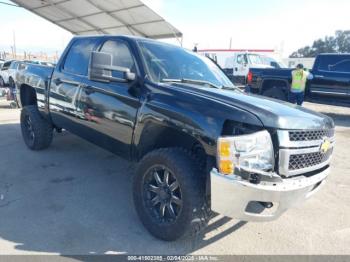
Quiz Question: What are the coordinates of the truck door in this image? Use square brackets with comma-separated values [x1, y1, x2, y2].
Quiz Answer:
[233, 54, 248, 85]
[309, 55, 350, 98]
[49, 37, 98, 133]
[76, 38, 141, 158]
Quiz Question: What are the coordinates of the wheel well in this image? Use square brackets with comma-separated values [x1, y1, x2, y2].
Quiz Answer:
[136, 125, 208, 170]
[261, 79, 288, 94]
[20, 84, 37, 107]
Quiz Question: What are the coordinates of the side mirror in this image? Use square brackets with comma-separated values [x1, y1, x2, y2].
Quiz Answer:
[88, 51, 136, 83]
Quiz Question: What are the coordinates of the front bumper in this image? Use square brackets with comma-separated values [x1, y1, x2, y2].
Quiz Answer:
[210, 166, 330, 221]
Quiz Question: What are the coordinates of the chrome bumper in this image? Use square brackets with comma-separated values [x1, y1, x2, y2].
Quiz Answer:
[210, 166, 330, 221]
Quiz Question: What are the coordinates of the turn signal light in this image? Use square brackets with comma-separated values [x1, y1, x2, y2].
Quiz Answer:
[219, 141, 231, 157]
[219, 160, 234, 175]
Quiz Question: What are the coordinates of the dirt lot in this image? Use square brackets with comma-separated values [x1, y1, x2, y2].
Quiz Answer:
[0, 98, 349, 255]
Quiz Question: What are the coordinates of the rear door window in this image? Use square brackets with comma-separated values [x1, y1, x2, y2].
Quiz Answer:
[318, 55, 350, 73]
[63, 38, 97, 76]
[328, 60, 350, 73]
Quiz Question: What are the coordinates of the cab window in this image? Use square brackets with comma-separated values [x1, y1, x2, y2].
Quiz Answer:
[99, 40, 136, 79]
[237, 55, 244, 65]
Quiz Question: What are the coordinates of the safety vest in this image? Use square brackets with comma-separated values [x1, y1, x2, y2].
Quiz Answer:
[291, 69, 309, 92]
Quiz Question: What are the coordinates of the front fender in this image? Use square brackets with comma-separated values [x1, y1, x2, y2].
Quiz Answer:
[133, 83, 263, 162]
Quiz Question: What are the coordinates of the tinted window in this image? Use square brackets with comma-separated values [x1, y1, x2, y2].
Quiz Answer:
[318, 55, 350, 72]
[2, 61, 11, 70]
[328, 60, 350, 73]
[100, 40, 135, 71]
[63, 38, 97, 76]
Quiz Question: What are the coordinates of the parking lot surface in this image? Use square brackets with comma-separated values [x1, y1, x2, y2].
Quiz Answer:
[0, 98, 349, 255]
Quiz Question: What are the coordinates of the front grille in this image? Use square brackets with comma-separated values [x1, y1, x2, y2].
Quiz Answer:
[289, 148, 333, 170]
[278, 128, 335, 176]
[289, 129, 334, 141]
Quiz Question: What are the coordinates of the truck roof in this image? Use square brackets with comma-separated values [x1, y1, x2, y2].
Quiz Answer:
[317, 53, 350, 56]
[71, 34, 152, 41]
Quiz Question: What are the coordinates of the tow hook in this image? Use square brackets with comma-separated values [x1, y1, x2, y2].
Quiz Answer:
[259, 202, 273, 208]
[249, 173, 261, 184]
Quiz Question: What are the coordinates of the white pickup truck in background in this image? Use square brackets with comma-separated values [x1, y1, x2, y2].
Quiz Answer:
[0, 60, 20, 88]
[199, 51, 286, 86]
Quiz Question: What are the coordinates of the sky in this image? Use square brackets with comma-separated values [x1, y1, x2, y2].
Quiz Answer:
[0, 0, 349, 57]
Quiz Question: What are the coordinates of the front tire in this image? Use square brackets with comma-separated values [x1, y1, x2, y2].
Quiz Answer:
[20, 105, 53, 150]
[133, 148, 210, 241]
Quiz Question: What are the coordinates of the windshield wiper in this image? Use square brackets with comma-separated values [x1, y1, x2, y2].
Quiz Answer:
[161, 78, 222, 89]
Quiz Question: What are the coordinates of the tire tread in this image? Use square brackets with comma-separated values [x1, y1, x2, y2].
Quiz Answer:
[20, 105, 53, 150]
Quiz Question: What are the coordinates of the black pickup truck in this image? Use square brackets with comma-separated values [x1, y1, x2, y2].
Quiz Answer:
[16, 35, 335, 241]
[246, 54, 350, 103]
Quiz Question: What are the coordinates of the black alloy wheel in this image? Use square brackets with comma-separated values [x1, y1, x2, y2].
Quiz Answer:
[23, 114, 35, 146]
[133, 148, 211, 241]
[143, 165, 183, 224]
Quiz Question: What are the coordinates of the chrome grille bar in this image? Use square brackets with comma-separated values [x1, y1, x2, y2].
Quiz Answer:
[278, 129, 335, 177]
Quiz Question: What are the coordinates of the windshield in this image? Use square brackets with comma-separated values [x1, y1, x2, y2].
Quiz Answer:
[247, 54, 264, 65]
[261, 56, 287, 68]
[138, 40, 234, 88]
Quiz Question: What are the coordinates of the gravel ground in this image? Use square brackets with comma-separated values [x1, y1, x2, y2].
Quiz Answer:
[0, 98, 349, 256]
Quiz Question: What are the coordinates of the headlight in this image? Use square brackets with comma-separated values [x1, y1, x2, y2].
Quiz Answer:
[217, 130, 274, 175]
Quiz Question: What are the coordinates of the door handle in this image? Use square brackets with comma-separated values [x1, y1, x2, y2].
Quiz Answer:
[314, 75, 324, 78]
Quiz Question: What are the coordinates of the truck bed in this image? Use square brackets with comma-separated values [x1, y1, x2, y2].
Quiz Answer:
[249, 67, 293, 79]
[16, 63, 54, 109]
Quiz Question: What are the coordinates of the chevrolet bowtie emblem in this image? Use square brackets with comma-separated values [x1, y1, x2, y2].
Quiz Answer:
[320, 138, 331, 154]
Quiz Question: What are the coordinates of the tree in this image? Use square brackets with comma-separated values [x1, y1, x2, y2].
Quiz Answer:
[289, 30, 350, 58]
[335, 30, 350, 53]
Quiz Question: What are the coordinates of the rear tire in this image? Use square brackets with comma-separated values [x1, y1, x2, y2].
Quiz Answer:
[20, 105, 53, 150]
[133, 148, 210, 241]
[262, 87, 287, 101]
[9, 77, 15, 89]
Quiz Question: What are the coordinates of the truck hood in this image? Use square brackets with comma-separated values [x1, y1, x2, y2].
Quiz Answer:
[169, 84, 334, 130]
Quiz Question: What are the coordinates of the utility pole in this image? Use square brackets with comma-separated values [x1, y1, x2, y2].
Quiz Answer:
[13, 30, 16, 59]
[229, 37, 232, 49]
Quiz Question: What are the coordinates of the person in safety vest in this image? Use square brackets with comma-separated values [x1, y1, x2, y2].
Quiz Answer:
[289, 63, 313, 106]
